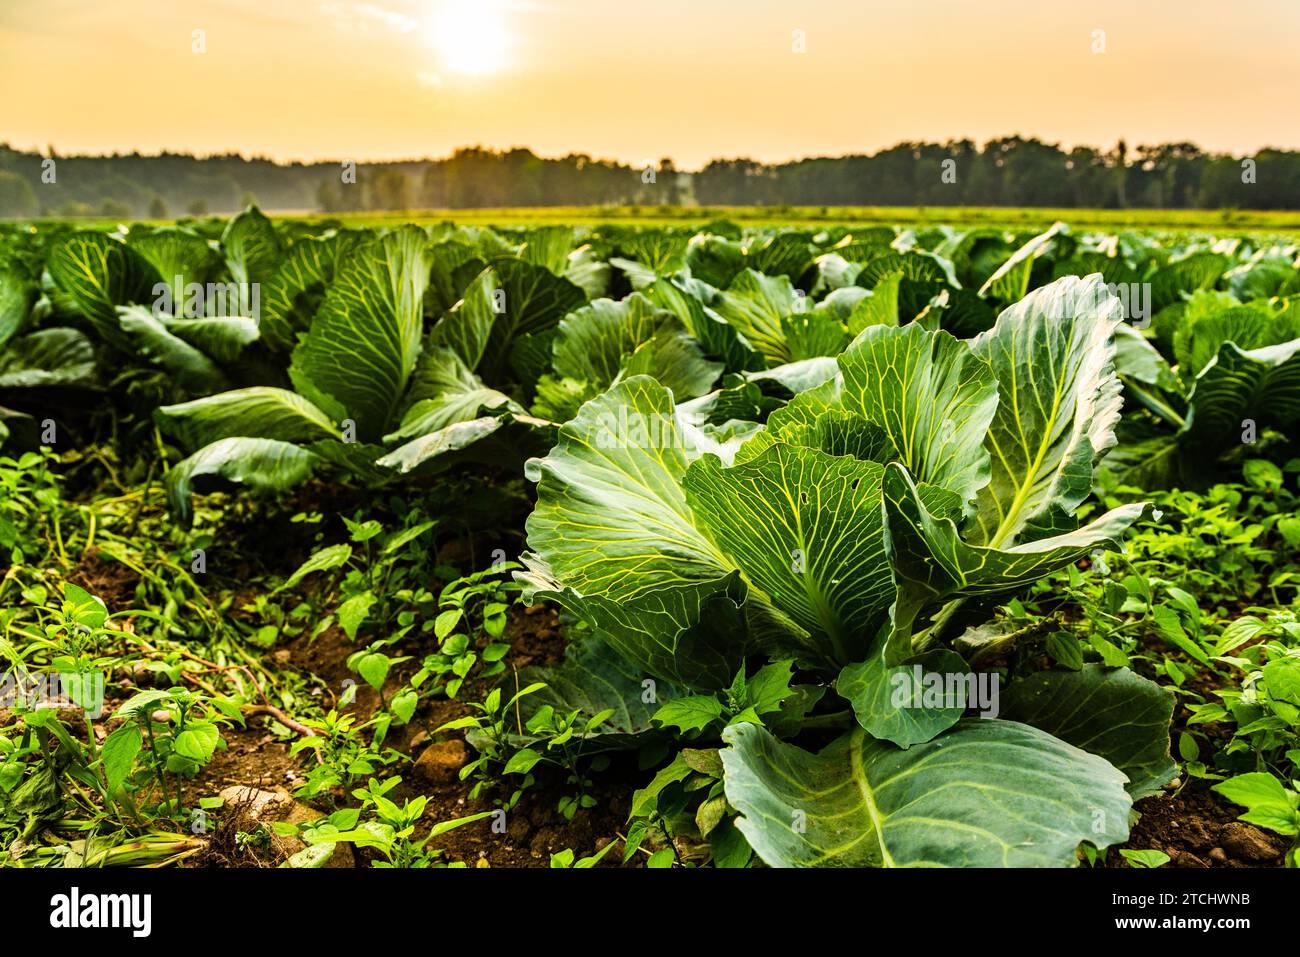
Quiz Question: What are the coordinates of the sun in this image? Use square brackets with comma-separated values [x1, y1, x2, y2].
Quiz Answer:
[425, 2, 509, 77]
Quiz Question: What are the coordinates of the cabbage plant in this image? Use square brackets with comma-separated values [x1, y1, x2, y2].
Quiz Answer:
[1108, 292, 1300, 488]
[152, 225, 538, 521]
[518, 274, 1178, 867]
[153, 224, 732, 521]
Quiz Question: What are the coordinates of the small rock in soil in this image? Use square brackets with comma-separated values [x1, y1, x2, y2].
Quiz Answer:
[507, 814, 531, 842]
[1208, 847, 1228, 864]
[218, 785, 353, 867]
[1183, 819, 1214, 851]
[1218, 822, 1279, 863]
[530, 825, 564, 855]
[413, 739, 467, 784]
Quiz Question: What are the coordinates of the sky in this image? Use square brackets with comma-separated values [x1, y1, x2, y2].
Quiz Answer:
[2, 0, 1298, 170]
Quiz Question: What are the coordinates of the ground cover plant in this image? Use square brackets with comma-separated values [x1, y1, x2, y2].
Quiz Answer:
[1, 211, 1299, 868]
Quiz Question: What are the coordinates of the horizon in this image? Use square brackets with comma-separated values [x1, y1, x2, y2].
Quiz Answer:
[4, 0, 1299, 168]
[6, 133, 1281, 174]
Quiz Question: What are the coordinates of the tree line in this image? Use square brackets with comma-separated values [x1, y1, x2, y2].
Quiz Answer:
[694, 138, 1298, 210]
[0, 136, 1296, 217]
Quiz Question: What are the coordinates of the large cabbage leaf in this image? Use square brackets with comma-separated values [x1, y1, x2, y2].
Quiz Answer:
[722, 720, 1131, 868]
[289, 226, 430, 440]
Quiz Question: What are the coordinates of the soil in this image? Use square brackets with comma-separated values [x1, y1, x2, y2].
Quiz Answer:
[175, 599, 634, 868]
[1114, 783, 1290, 867]
[67, 548, 141, 611]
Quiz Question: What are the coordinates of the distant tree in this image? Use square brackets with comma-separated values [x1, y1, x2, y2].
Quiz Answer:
[0, 170, 38, 218]
[148, 195, 168, 219]
[1112, 139, 1129, 207]
[658, 158, 681, 204]
[1199, 156, 1250, 209]
[99, 198, 132, 219]
[371, 168, 412, 211]
[1066, 147, 1111, 207]
[420, 164, 446, 208]
[1251, 150, 1300, 209]
[187, 199, 209, 217]
[316, 181, 339, 213]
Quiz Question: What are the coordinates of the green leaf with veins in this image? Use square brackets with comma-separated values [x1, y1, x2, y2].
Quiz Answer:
[551, 292, 722, 401]
[155, 387, 338, 452]
[655, 696, 725, 733]
[127, 226, 218, 312]
[1212, 773, 1300, 836]
[1183, 337, 1300, 441]
[733, 378, 897, 466]
[741, 659, 797, 717]
[101, 725, 143, 794]
[552, 293, 667, 384]
[620, 326, 723, 401]
[0, 328, 96, 389]
[425, 241, 486, 316]
[377, 416, 533, 475]
[517, 225, 577, 274]
[157, 314, 259, 364]
[220, 206, 284, 288]
[563, 243, 610, 300]
[0, 270, 37, 349]
[837, 648, 971, 747]
[518, 560, 749, 691]
[289, 227, 430, 440]
[116, 306, 230, 394]
[504, 635, 685, 749]
[722, 719, 1131, 867]
[643, 277, 764, 374]
[1002, 665, 1177, 800]
[432, 259, 587, 382]
[277, 544, 352, 593]
[779, 308, 849, 360]
[882, 463, 1146, 653]
[47, 232, 157, 350]
[968, 274, 1125, 547]
[522, 376, 730, 602]
[847, 273, 900, 332]
[386, 345, 519, 443]
[684, 445, 894, 667]
[165, 437, 316, 525]
[260, 232, 363, 352]
[430, 266, 497, 372]
[1173, 303, 1290, 378]
[1113, 324, 1181, 393]
[837, 321, 998, 510]
[713, 269, 802, 366]
[1148, 252, 1228, 314]
[977, 221, 1067, 302]
[337, 592, 375, 641]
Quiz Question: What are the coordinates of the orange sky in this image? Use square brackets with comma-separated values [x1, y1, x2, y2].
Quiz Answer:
[3, 0, 1298, 169]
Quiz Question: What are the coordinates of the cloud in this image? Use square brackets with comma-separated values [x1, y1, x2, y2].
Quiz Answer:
[320, 1, 417, 35]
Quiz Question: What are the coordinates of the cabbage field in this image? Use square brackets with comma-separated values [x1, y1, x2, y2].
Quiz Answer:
[1, 211, 1298, 871]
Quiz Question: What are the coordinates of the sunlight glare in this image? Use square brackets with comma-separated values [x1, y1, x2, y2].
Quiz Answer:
[425, 2, 509, 77]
